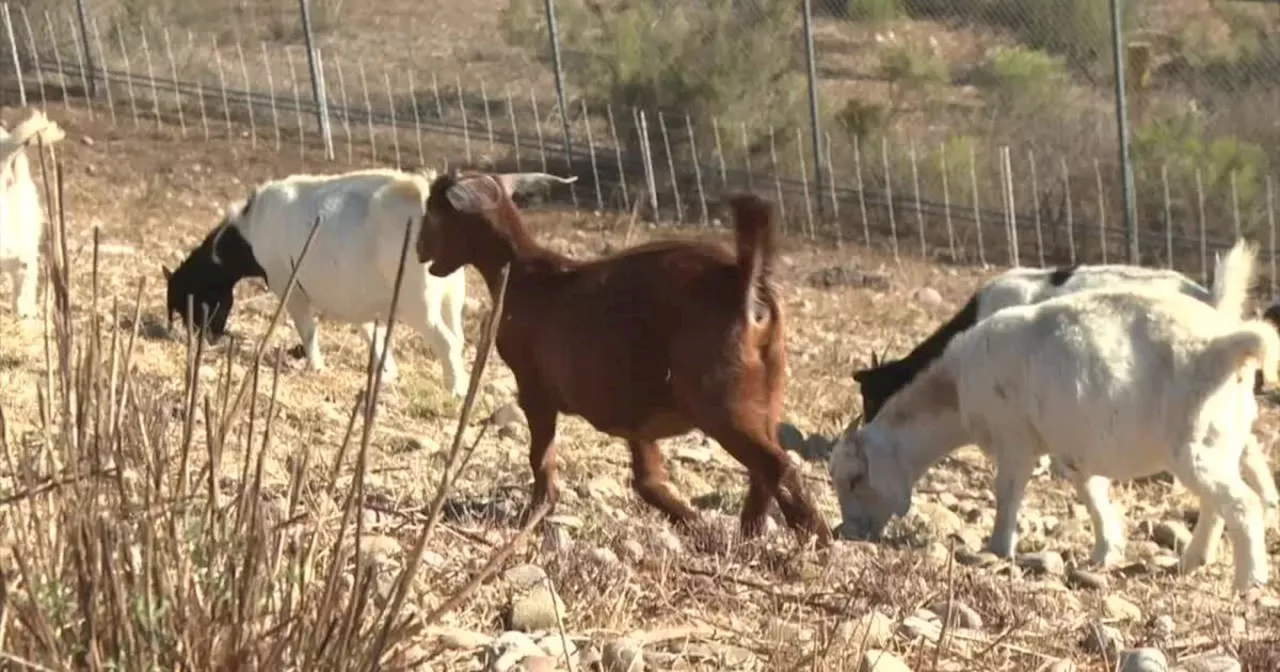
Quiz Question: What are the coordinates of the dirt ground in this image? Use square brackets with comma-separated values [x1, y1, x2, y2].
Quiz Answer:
[2, 104, 1280, 671]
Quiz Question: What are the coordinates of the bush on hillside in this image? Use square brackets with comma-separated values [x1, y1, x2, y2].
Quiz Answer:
[500, 0, 808, 163]
[972, 46, 1070, 115]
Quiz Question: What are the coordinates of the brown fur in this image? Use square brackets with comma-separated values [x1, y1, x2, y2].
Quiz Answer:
[417, 170, 830, 546]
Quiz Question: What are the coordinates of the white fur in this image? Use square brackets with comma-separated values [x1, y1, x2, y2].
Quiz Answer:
[0, 109, 64, 318]
[223, 167, 470, 396]
[832, 239, 1278, 593]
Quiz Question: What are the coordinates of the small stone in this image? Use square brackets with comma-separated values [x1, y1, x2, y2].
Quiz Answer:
[655, 529, 684, 555]
[582, 475, 625, 500]
[590, 547, 620, 566]
[764, 617, 814, 645]
[1066, 566, 1110, 591]
[503, 564, 549, 589]
[955, 549, 1000, 567]
[1081, 621, 1124, 657]
[620, 539, 644, 562]
[928, 599, 984, 629]
[1117, 647, 1168, 672]
[541, 525, 573, 554]
[1150, 614, 1175, 639]
[1175, 652, 1241, 672]
[492, 402, 526, 427]
[430, 625, 492, 650]
[777, 422, 807, 452]
[488, 631, 545, 672]
[1104, 595, 1143, 622]
[915, 287, 944, 306]
[1018, 551, 1066, 576]
[860, 648, 913, 672]
[518, 656, 558, 672]
[601, 638, 644, 672]
[1036, 661, 1077, 672]
[899, 615, 942, 642]
[1152, 521, 1193, 552]
[537, 633, 578, 660]
[357, 534, 402, 560]
[836, 610, 896, 649]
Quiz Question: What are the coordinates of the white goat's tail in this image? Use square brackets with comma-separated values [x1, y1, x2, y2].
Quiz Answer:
[1211, 238, 1257, 319]
[1197, 319, 1280, 391]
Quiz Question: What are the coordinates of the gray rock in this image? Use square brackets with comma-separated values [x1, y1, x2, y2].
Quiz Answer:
[537, 633, 578, 660]
[1081, 621, 1124, 657]
[655, 529, 684, 555]
[505, 582, 567, 633]
[860, 648, 913, 672]
[1152, 521, 1193, 552]
[590, 546, 620, 566]
[487, 631, 546, 672]
[1066, 566, 1110, 591]
[1118, 647, 1168, 672]
[492, 402, 526, 427]
[955, 549, 1001, 567]
[915, 287, 944, 306]
[601, 638, 644, 672]
[1150, 614, 1176, 640]
[1104, 594, 1143, 622]
[928, 599, 984, 629]
[430, 626, 493, 650]
[620, 539, 645, 563]
[899, 614, 942, 642]
[836, 610, 896, 649]
[777, 422, 807, 453]
[582, 475, 625, 500]
[503, 564, 549, 589]
[1174, 652, 1241, 672]
[1018, 551, 1066, 576]
[1036, 661, 1077, 672]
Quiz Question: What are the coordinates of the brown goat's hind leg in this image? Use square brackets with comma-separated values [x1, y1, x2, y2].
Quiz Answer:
[709, 425, 831, 546]
[519, 404, 561, 527]
[628, 439, 700, 526]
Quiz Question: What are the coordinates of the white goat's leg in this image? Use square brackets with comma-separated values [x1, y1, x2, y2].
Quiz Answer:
[1180, 503, 1225, 573]
[1241, 434, 1278, 517]
[358, 321, 396, 378]
[986, 453, 1037, 558]
[408, 292, 469, 398]
[12, 257, 39, 318]
[1071, 474, 1126, 567]
[1175, 442, 1269, 592]
[286, 295, 325, 372]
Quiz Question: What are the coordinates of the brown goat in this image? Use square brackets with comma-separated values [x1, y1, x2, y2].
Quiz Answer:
[416, 170, 830, 546]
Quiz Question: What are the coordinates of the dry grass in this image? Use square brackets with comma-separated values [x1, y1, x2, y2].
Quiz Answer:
[2, 105, 1280, 670]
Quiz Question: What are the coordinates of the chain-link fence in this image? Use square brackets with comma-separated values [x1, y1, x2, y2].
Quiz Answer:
[2, 0, 1279, 287]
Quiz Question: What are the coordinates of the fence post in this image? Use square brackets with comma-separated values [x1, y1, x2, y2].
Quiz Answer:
[73, 0, 95, 99]
[1108, 0, 1137, 264]
[1, 3, 24, 106]
[543, 0, 574, 173]
[800, 0, 824, 220]
[298, 0, 334, 160]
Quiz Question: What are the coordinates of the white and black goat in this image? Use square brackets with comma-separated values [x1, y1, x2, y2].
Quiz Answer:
[831, 239, 1278, 593]
[0, 109, 65, 318]
[164, 168, 568, 395]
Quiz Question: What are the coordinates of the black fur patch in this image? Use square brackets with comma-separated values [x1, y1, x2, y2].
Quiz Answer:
[165, 223, 266, 338]
[1048, 265, 1079, 287]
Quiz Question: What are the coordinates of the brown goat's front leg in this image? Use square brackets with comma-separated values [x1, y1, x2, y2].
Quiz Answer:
[628, 440, 700, 526]
[520, 403, 561, 526]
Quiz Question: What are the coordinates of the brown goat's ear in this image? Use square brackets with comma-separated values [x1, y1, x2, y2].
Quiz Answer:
[444, 175, 503, 213]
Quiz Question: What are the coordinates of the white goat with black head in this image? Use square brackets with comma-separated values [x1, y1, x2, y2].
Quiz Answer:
[831, 239, 1278, 594]
[164, 168, 569, 396]
[0, 109, 65, 318]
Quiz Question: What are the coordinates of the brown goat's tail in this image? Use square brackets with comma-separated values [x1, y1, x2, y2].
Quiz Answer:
[728, 193, 779, 326]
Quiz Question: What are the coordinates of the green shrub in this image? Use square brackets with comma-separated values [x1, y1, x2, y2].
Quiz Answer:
[500, 0, 806, 160]
[877, 38, 949, 104]
[845, 0, 903, 22]
[1133, 108, 1270, 236]
[834, 99, 891, 148]
[981, 0, 1134, 72]
[972, 46, 1070, 114]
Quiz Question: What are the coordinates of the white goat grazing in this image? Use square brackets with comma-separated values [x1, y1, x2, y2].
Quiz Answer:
[165, 168, 473, 394]
[0, 109, 65, 318]
[830, 239, 1278, 593]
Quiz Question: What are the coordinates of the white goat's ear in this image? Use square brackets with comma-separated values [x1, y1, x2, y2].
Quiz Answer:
[445, 175, 503, 213]
[863, 439, 912, 518]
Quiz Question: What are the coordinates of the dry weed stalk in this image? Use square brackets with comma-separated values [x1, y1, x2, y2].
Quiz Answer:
[0, 155, 524, 670]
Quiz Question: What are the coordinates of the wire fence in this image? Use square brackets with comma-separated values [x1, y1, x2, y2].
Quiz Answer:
[2, 0, 1279, 292]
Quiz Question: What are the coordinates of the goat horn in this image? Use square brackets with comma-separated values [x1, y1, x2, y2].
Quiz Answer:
[494, 172, 579, 196]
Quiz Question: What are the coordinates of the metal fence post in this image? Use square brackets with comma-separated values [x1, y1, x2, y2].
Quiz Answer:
[801, 0, 824, 220]
[1108, 0, 1137, 264]
[73, 0, 95, 99]
[1, 3, 24, 106]
[543, 0, 574, 172]
[299, 0, 334, 160]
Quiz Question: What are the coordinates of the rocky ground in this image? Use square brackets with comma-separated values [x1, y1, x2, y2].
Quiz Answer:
[0, 104, 1278, 671]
